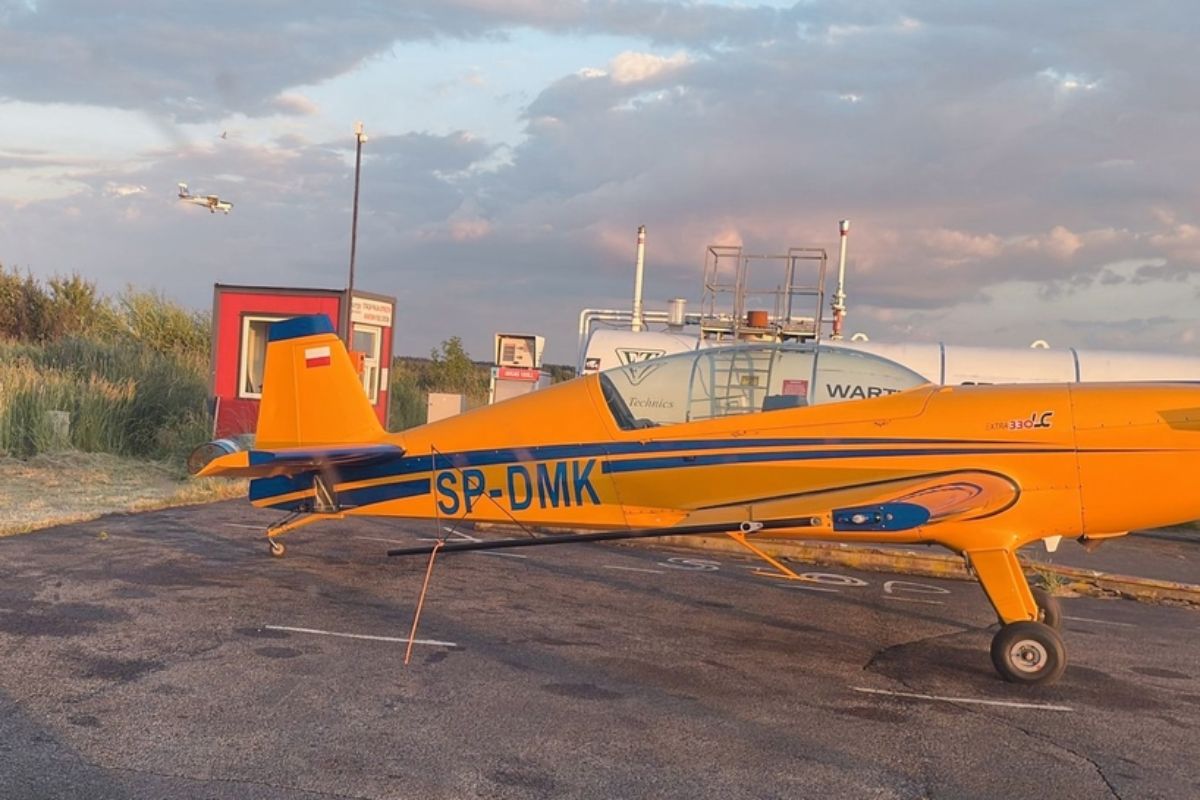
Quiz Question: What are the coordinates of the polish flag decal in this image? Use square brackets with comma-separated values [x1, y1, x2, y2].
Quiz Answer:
[304, 346, 332, 368]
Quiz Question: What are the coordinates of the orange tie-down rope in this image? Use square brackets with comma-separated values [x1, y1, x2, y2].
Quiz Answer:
[404, 540, 444, 666]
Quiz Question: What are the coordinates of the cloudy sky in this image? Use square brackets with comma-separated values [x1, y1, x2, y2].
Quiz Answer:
[2, 1, 1198, 363]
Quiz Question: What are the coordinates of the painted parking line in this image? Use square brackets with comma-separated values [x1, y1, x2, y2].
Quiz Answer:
[1064, 615, 1136, 628]
[883, 596, 946, 606]
[436, 526, 531, 558]
[852, 687, 1073, 712]
[778, 583, 840, 592]
[659, 557, 721, 571]
[263, 625, 457, 648]
[603, 565, 666, 575]
[225, 523, 263, 530]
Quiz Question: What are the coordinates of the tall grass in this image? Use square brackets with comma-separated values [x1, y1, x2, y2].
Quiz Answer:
[0, 359, 133, 456]
[0, 271, 213, 466]
[0, 338, 210, 463]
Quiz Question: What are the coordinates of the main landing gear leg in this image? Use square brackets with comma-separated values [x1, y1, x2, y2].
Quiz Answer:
[966, 548, 1067, 685]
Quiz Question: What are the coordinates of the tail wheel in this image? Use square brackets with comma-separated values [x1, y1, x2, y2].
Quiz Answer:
[268, 540, 286, 558]
[1031, 587, 1062, 629]
[990, 621, 1067, 685]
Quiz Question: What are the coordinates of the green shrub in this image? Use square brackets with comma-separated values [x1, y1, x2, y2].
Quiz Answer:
[387, 373, 426, 432]
[0, 335, 209, 464]
[0, 266, 56, 342]
[112, 287, 209, 360]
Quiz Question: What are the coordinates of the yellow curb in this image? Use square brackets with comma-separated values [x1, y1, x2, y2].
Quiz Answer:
[638, 535, 1200, 608]
[1021, 562, 1200, 606]
[474, 522, 1200, 607]
[650, 535, 971, 579]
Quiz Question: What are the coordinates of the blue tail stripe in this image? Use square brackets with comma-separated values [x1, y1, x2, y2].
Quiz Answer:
[268, 314, 336, 342]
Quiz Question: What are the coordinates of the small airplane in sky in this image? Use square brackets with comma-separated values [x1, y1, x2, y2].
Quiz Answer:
[190, 315, 1200, 685]
[177, 182, 233, 214]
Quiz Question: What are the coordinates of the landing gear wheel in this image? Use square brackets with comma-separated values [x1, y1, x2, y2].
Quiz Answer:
[990, 621, 1067, 685]
[268, 539, 286, 558]
[1031, 587, 1062, 629]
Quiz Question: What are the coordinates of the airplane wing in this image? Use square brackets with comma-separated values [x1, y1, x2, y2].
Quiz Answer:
[382, 471, 1020, 559]
[680, 469, 1019, 533]
[188, 441, 404, 479]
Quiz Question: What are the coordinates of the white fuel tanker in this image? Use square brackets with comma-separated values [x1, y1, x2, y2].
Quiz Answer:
[580, 328, 1200, 386]
[579, 223, 1200, 387]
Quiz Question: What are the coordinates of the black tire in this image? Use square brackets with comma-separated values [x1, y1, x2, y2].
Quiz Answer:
[990, 621, 1067, 685]
[1031, 587, 1062, 629]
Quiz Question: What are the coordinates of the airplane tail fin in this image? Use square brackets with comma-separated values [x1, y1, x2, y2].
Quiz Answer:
[254, 315, 386, 448]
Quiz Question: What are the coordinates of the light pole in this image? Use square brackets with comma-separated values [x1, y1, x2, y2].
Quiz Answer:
[345, 121, 367, 347]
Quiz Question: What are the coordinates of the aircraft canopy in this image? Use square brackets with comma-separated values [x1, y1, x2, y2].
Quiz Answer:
[599, 343, 929, 429]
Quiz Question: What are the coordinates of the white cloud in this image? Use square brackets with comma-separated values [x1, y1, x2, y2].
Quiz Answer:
[449, 217, 492, 241]
[104, 183, 146, 198]
[1039, 68, 1101, 93]
[608, 51, 690, 84]
[269, 93, 320, 116]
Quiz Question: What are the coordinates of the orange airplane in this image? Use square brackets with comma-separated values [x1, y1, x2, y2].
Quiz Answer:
[190, 315, 1200, 685]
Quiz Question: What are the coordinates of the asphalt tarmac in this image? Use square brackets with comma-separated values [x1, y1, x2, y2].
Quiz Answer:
[1, 501, 1198, 799]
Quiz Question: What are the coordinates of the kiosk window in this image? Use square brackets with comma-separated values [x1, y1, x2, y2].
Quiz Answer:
[239, 315, 286, 399]
[352, 324, 382, 403]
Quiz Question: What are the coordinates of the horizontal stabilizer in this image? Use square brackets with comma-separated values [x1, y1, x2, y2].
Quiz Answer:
[189, 440, 404, 479]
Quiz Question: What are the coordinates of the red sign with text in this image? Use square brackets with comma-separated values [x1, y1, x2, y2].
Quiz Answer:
[498, 367, 540, 382]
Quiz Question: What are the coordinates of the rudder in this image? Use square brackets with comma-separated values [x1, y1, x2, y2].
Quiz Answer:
[256, 315, 385, 447]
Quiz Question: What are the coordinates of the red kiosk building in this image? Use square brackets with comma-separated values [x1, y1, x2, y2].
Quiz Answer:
[209, 284, 395, 438]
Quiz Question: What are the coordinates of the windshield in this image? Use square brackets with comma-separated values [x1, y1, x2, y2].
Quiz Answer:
[598, 344, 929, 430]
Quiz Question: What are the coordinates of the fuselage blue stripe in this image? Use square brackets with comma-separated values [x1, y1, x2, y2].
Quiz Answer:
[340, 478, 431, 507]
[258, 477, 431, 510]
[251, 442, 1165, 509]
[601, 447, 1074, 474]
[303, 436, 1042, 486]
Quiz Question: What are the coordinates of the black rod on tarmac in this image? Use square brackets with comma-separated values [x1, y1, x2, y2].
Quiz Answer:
[385, 516, 822, 558]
